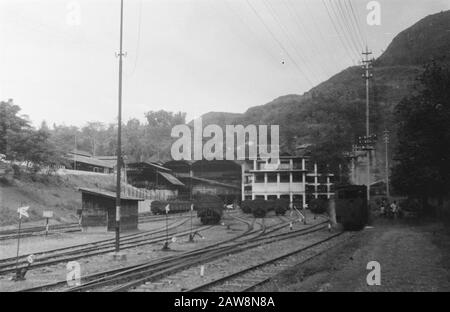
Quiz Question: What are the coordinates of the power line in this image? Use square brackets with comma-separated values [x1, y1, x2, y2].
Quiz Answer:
[245, 0, 314, 87]
[282, 0, 335, 77]
[261, 0, 322, 83]
[128, 0, 143, 78]
[222, 0, 282, 65]
[321, 0, 357, 64]
[328, 0, 361, 60]
[347, 0, 368, 47]
[301, 0, 351, 69]
[338, 0, 364, 51]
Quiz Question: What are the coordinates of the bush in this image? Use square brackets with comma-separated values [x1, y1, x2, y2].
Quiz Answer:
[241, 200, 252, 214]
[400, 198, 421, 212]
[309, 198, 328, 214]
[274, 199, 289, 215]
[251, 199, 268, 218]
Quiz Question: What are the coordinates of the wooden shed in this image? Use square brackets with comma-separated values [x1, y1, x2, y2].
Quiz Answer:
[78, 188, 143, 232]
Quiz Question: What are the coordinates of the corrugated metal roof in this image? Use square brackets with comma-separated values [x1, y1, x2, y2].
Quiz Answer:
[158, 171, 185, 186]
[78, 188, 143, 201]
[65, 154, 114, 168]
[127, 162, 171, 172]
[188, 176, 241, 190]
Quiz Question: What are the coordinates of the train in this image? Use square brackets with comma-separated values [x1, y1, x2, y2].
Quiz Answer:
[194, 194, 224, 225]
[331, 185, 369, 230]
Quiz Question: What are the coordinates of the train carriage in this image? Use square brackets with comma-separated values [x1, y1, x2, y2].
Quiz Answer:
[332, 185, 368, 230]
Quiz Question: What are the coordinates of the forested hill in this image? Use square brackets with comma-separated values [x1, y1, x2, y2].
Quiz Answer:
[198, 10, 450, 178]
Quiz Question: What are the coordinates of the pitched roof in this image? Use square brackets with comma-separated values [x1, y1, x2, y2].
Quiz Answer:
[65, 154, 114, 168]
[78, 188, 143, 201]
[158, 171, 185, 186]
[187, 176, 241, 190]
[127, 162, 171, 172]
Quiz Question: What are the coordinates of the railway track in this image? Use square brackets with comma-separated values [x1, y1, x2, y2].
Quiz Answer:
[17, 214, 257, 292]
[187, 231, 345, 292]
[0, 217, 204, 275]
[66, 217, 328, 292]
[0, 212, 195, 241]
[14, 213, 329, 292]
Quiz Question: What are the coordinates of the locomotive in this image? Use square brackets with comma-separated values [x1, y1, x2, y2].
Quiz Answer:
[331, 185, 369, 230]
[194, 194, 224, 225]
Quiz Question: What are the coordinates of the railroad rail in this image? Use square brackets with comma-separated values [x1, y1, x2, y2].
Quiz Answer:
[67, 217, 328, 292]
[0, 217, 202, 274]
[187, 231, 345, 292]
[0, 212, 196, 241]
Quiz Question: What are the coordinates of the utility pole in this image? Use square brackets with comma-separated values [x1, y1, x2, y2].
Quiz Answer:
[115, 0, 125, 253]
[383, 129, 390, 200]
[362, 46, 373, 205]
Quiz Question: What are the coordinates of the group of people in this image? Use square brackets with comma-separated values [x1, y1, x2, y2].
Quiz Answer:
[379, 199, 402, 219]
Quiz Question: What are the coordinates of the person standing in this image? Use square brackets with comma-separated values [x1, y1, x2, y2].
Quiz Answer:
[390, 201, 398, 219]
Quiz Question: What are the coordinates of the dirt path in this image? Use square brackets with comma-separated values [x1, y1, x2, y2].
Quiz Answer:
[257, 219, 450, 292]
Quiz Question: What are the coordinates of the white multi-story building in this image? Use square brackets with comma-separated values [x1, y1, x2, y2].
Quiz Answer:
[241, 154, 334, 207]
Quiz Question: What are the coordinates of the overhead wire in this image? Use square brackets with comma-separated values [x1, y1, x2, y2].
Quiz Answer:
[260, 0, 323, 83]
[327, 0, 361, 60]
[245, 0, 314, 87]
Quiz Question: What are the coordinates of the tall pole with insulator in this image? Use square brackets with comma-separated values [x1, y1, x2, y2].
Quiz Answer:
[383, 129, 390, 200]
[362, 46, 373, 205]
[115, 0, 125, 253]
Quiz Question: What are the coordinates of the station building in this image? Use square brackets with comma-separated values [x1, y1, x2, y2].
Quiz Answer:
[78, 188, 142, 232]
[241, 153, 334, 207]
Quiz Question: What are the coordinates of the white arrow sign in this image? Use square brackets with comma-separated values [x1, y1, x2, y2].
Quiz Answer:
[165, 204, 170, 214]
[17, 206, 30, 219]
[190, 204, 194, 211]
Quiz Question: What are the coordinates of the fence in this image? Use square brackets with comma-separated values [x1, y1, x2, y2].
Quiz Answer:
[121, 184, 177, 201]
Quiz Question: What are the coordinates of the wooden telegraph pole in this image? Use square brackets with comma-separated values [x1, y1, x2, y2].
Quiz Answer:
[115, 0, 125, 253]
[362, 46, 373, 205]
[384, 129, 390, 199]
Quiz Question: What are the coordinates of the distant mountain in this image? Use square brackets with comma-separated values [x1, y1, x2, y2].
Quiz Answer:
[196, 10, 450, 179]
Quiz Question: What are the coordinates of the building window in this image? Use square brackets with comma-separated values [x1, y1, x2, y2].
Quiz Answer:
[306, 175, 315, 183]
[280, 173, 290, 183]
[306, 185, 315, 193]
[255, 173, 264, 183]
[293, 158, 303, 169]
[318, 185, 328, 193]
[255, 195, 264, 199]
[292, 172, 303, 182]
[318, 175, 327, 184]
[267, 173, 277, 183]
[280, 194, 290, 200]
[245, 195, 252, 200]
[267, 195, 277, 200]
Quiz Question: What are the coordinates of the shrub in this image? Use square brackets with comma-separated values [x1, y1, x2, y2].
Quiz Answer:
[309, 198, 328, 214]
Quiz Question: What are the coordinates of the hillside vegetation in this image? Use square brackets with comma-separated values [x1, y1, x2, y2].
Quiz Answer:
[0, 172, 118, 226]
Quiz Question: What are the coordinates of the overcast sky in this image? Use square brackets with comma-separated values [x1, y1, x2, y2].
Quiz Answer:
[1, 0, 449, 128]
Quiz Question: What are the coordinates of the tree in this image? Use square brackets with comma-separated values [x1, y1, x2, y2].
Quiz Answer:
[0, 99, 30, 158]
[391, 61, 450, 209]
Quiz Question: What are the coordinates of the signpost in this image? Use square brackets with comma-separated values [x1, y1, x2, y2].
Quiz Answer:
[43, 210, 53, 237]
[162, 204, 170, 250]
[15, 205, 29, 273]
[189, 203, 194, 242]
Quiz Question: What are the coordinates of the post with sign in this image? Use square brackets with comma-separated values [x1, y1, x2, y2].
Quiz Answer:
[162, 204, 170, 250]
[15, 204, 29, 273]
[43, 211, 53, 237]
[189, 203, 194, 242]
